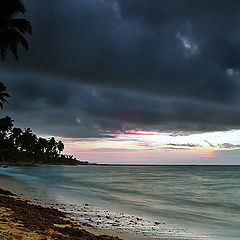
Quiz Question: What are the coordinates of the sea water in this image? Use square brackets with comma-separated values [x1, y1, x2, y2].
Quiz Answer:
[0, 165, 239, 240]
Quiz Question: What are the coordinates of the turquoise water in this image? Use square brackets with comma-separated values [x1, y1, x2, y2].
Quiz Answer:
[0, 165, 239, 239]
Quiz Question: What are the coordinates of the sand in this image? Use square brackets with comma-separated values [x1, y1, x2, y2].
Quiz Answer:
[0, 187, 122, 240]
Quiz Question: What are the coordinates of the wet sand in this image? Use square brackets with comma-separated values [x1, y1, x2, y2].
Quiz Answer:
[0, 187, 122, 240]
[0, 169, 211, 240]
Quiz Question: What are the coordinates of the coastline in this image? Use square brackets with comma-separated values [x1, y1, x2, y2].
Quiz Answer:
[0, 173, 153, 240]
[0, 162, 98, 167]
[0, 185, 123, 240]
[0, 169, 145, 240]
[1, 165, 234, 240]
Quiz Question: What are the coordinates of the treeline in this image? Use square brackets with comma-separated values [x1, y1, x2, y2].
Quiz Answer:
[0, 1, 96, 165]
[0, 116, 92, 165]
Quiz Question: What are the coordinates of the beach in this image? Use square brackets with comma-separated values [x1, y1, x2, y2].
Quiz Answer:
[0, 165, 239, 240]
[0, 178, 142, 240]
[1, 0, 240, 239]
[0, 185, 123, 240]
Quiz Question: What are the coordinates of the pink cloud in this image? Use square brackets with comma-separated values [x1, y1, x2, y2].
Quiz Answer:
[201, 151, 216, 158]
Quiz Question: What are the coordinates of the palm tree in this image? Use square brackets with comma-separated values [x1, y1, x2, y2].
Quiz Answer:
[0, 0, 32, 61]
[57, 141, 64, 155]
[0, 116, 13, 133]
[19, 128, 37, 153]
[0, 82, 10, 110]
[10, 127, 22, 148]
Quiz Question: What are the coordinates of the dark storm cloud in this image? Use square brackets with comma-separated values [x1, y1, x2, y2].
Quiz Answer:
[77, 148, 138, 152]
[4, 0, 240, 101]
[169, 131, 203, 137]
[2, 0, 240, 137]
[2, 70, 240, 138]
[204, 140, 216, 147]
[162, 147, 190, 151]
[167, 143, 201, 148]
[218, 143, 240, 149]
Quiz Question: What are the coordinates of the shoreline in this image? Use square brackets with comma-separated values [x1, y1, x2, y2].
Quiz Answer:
[0, 186, 123, 240]
[0, 180, 198, 240]
[0, 177, 144, 240]
[0, 166, 217, 240]
[0, 176, 154, 240]
[0, 162, 98, 167]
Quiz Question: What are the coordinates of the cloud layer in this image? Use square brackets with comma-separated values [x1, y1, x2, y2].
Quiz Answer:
[2, 0, 240, 137]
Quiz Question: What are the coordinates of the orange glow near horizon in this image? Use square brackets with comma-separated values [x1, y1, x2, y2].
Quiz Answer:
[201, 151, 216, 158]
[45, 129, 240, 164]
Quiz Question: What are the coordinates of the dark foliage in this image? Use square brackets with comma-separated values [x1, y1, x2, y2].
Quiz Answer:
[0, 82, 10, 110]
[0, 116, 91, 165]
[0, 0, 32, 61]
[0, 1, 93, 166]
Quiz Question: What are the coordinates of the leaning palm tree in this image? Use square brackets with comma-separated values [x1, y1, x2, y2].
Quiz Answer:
[0, 82, 10, 110]
[0, 0, 32, 61]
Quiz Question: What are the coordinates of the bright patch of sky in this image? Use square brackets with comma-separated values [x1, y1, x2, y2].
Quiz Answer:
[54, 129, 240, 164]
[226, 68, 239, 77]
[176, 32, 198, 55]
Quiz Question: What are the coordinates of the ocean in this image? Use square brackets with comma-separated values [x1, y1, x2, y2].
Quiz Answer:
[0, 165, 239, 240]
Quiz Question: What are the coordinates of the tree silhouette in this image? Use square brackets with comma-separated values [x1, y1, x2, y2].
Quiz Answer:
[0, 118, 88, 164]
[0, 82, 10, 110]
[57, 141, 64, 154]
[0, 116, 13, 134]
[10, 127, 22, 149]
[0, 0, 32, 61]
[0, 1, 88, 165]
[0, 0, 31, 109]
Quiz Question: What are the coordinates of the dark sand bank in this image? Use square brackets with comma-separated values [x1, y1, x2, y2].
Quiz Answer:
[0, 187, 122, 240]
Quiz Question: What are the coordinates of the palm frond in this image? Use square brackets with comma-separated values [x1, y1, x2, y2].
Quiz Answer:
[14, 29, 29, 50]
[0, 27, 29, 60]
[0, 82, 10, 110]
[11, 18, 32, 34]
[0, 0, 31, 61]
[2, 92, 10, 98]
[0, 97, 9, 103]
[0, 45, 7, 61]
[0, 0, 26, 17]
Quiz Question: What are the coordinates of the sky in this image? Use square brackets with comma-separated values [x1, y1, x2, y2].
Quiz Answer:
[1, 0, 240, 164]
